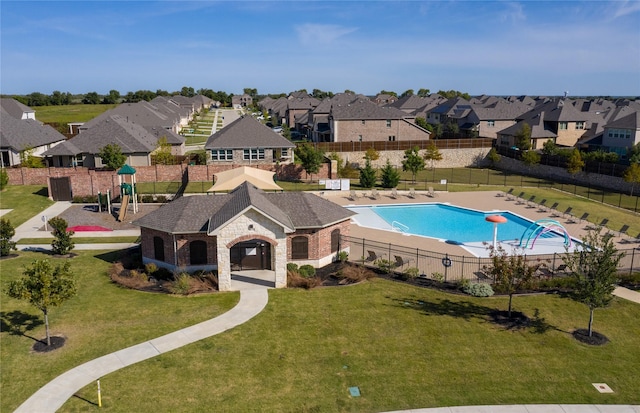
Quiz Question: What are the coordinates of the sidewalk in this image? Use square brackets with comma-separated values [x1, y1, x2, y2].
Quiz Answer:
[14, 287, 269, 413]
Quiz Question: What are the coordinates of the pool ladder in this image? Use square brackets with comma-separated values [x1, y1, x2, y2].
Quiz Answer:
[392, 221, 409, 234]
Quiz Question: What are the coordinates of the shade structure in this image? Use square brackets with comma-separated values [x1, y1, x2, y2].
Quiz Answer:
[117, 164, 136, 175]
[207, 166, 283, 192]
[485, 214, 507, 249]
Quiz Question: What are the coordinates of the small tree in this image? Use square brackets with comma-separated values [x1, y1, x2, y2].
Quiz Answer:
[0, 168, 8, 190]
[402, 146, 425, 183]
[153, 137, 175, 165]
[364, 147, 380, 162]
[566, 148, 585, 175]
[487, 147, 501, 167]
[622, 163, 640, 197]
[487, 244, 537, 319]
[0, 218, 17, 256]
[380, 159, 400, 188]
[359, 157, 377, 189]
[6, 259, 77, 346]
[562, 228, 624, 337]
[295, 142, 324, 181]
[521, 150, 541, 168]
[19, 147, 45, 168]
[48, 217, 74, 255]
[514, 123, 532, 151]
[423, 141, 443, 170]
[98, 143, 126, 170]
[541, 139, 558, 156]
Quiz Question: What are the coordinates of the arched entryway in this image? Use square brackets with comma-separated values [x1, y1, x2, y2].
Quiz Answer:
[230, 239, 272, 271]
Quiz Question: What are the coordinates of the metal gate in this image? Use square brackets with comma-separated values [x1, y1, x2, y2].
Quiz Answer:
[49, 177, 72, 201]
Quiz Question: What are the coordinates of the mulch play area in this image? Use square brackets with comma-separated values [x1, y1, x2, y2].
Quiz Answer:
[53, 204, 161, 231]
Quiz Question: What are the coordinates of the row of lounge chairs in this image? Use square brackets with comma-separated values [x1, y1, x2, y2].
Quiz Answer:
[499, 188, 639, 244]
[366, 250, 415, 269]
[349, 187, 436, 201]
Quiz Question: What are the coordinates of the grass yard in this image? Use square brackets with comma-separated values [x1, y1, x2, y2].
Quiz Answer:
[0, 250, 239, 412]
[54, 278, 640, 412]
[0, 185, 53, 226]
[33, 104, 118, 124]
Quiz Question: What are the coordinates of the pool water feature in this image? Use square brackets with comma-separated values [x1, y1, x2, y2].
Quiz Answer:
[348, 203, 564, 244]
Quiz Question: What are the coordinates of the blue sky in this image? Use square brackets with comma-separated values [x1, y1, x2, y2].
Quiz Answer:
[1, 1, 639, 97]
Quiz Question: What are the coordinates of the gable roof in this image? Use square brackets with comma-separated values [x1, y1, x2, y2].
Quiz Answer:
[204, 115, 295, 150]
[208, 166, 282, 192]
[133, 182, 355, 234]
[605, 110, 640, 130]
[331, 98, 408, 120]
[0, 112, 66, 151]
[0, 98, 35, 120]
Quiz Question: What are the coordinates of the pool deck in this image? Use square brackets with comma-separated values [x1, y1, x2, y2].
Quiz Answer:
[322, 189, 630, 258]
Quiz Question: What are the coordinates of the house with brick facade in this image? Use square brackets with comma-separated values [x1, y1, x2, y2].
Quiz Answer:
[133, 181, 354, 290]
[204, 115, 295, 165]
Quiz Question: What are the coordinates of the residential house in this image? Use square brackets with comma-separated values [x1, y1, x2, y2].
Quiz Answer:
[462, 99, 532, 139]
[80, 100, 183, 134]
[42, 115, 185, 167]
[134, 181, 354, 290]
[232, 94, 253, 108]
[372, 93, 398, 106]
[0, 112, 66, 167]
[600, 108, 640, 157]
[0, 98, 36, 120]
[204, 115, 295, 165]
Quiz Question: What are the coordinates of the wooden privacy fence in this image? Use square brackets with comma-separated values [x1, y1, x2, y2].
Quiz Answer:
[343, 235, 640, 282]
[311, 138, 494, 153]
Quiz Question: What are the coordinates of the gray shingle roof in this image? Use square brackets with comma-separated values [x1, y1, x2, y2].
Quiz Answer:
[204, 115, 295, 150]
[331, 99, 408, 120]
[134, 182, 355, 234]
[0, 112, 66, 151]
[0, 98, 35, 120]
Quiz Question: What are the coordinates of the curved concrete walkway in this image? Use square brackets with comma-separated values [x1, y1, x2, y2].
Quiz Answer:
[14, 288, 269, 412]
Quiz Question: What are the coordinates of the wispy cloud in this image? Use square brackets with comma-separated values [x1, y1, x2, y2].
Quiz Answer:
[295, 24, 357, 46]
[499, 2, 526, 24]
[610, 0, 640, 19]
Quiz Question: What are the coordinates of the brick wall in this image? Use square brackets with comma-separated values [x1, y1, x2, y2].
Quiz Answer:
[334, 119, 430, 142]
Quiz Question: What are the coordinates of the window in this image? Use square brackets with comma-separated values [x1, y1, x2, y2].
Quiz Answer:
[211, 149, 233, 161]
[487, 120, 495, 127]
[388, 136, 396, 141]
[331, 229, 340, 252]
[608, 128, 631, 139]
[281, 148, 288, 157]
[386, 120, 392, 128]
[291, 236, 308, 259]
[190, 240, 207, 265]
[153, 236, 165, 261]
[575, 121, 584, 130]
[361, 120, 366, 125]
[559, 122, 568, 130]
[358, 135, 363, 142]
[243, 149, 265, 160]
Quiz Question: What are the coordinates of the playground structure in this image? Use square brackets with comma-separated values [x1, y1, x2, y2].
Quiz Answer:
[117, 164, 138, 222]
[519, 219, 571, 249]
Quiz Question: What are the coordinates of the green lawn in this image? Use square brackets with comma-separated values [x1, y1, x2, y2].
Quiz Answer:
[0, 250, 239, 412]
[0, 185, 54, 226]
[34, 104, 118, 124]
[55, 277, 640, 412]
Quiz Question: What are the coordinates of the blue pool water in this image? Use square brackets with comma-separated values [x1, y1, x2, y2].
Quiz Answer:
[349, 203, 559, 244]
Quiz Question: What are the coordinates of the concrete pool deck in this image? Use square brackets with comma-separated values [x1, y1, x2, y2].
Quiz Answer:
[323, 189, 629, 258]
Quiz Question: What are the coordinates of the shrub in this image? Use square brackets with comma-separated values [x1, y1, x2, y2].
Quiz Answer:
[375, 258, 394, 274]
[0, 218, 17, 256]
[537, 276, 577, 290]
[286, 263, 299, 272]
[0, 168, 8, 190]
[463, 282, 494, 297]
[404, 266, 420, 280]
[618, 272, 640, 289]
[169, 273, 191, 295]
[144, 262, 158, 275]
[337, 251, 348, 262]
[287, 270, 321, 289]
[156, 195, 167, 203]
[141, 195, 154, 203]
[298, 264, 316, 278]
[431, 272, 444, 282]
[48, 216, 74, 255]
[336, 263, 376, 284]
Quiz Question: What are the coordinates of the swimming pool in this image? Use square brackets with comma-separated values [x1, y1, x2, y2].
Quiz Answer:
[347, 203, 562, 244]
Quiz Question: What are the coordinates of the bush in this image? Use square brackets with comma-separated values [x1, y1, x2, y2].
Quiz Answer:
[48, 216, 74, 255]
[337, 251, 348, 262]
[141, 195, 155, 203]
[156, 195, 167, 203]
[537, 276, 577, 290]
[375, 258, 394, 274]
[0, 168, 8, 191]
[145, 262, 158, 275]
[463, 282, 494, 297]
[298, 264, 316, 278]
[286, 263, 299, 272]
[169, 273, 191, 295]
[287, 270, 322, 289]
[0, 218, 17, 256]
[335, 263, 376, 284]
[403, 267, 420, 279]
[618, 272, 640, 290]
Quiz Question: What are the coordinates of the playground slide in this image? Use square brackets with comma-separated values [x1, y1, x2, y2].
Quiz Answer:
[118, 195, 130, 222]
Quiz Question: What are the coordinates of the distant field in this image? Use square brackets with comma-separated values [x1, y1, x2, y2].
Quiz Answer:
[34, 104, 118, 124]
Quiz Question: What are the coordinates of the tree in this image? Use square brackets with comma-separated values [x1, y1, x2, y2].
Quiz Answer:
[487, 244, 537, 319]
[6, 259, 77, 346]
[623, 163, 640, 197]
[521, 150, 541, 168]
[180, 86, 195, 97]
[0, 218, 17, 256]
[444, 120, 459, 137]
[48, 217, 74, 255]
[243, 88, 258, 99]
[487, 147, 501, 167]
[417, 88, 430, 97]
[153, 137, 175, 165]
[359, 157, 377, 188]
[430, 122, 444, 138]
[402, 146, 425, 183]
[566, 148, 585, 175]
[19, 147, 45, 168]
[423, 141, 443, 170]
[379, 90, 397, 97]
[296, 142, 324, 180]
[415, 117, 428, 129]
[541, 139, 558, 156]
[562, 228, 624, 337]
[98, 143, 126, 170]
[49, 90, 71, 105]
[628, 142, 640, 164]
[82, 91, 100, 104]
[380, 159, 400, 188]
[364, 147, 379, 161]
[514, 123, 531, 150]
[400, 89, 414, 98]
[102, 89, 121, 104]
[1, 167, 9, 190]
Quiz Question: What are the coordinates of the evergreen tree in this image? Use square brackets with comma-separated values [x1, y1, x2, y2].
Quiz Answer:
[359, 157, 377, 188]
[48, 217, 74, 256]
[380, 159, 400, 188]
[514, 123, 532, 150]
[0, 218, 17, 256]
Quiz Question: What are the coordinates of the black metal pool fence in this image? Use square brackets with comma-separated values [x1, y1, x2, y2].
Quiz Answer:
[342, 235, 640, 281]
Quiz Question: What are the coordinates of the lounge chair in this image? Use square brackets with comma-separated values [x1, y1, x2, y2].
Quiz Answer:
[525, 195, 537, 208]
[562, 207, 573, 219]
[349, 190, 359, 201]
[408, 188, 416, 199]
[497, 188, 513, 198]
[553, 264, 569, 276]
[613, 224, 630, 241]
[366, 250, 381, 262]
[546, 202, 559, 214]
[509, 191, 524, 202]
[515, 193, 528, 205]
[370, 188, 380, 200]
[585, 218, 608, 231]
[390, 188, 398, 199]
[427, 186, 437, 198]
[394, 255, 415, 269]
[567, 212, 588, 224]
[536, 199, 547, 212]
